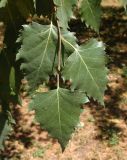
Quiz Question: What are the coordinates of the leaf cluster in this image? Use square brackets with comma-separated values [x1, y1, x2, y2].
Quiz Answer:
[0, 0, 126, 151]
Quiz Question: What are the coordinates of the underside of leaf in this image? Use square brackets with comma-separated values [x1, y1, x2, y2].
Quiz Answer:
[30, 88, 89, 150]
[16, 22, 58, 91]
[62, 39, 108, 105]
[53, 0, 77, 29]
[80, 0, 102, 32]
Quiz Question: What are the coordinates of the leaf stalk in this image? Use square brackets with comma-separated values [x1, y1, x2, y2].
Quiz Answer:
[56, 20, 61, 88]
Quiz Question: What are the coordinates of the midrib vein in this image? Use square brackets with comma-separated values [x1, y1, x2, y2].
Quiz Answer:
[62, 37, 101, 94]
[86, 0, 96, 25]
[35, 23, 52, 80]
[57, 88, 62, 140]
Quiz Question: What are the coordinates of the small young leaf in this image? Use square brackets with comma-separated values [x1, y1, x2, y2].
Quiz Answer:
[30, 88, 89, 150]
[16, 22, 58, 91]
[62, 39, 108, 105]
[80, 0, 102, 32]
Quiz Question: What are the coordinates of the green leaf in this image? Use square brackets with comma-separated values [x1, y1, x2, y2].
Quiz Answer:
[80, 0, 101, 32]
[53, 0, 77, 28]
[9, 66, 16, 96]
[60, 30, 77, 64]
[0, 110, 14, 150]
[30, 88, 88, 150]
[16, 22, 58, 91]
[61, 30, 77, 56]
[0, 0, 7, 8]
[0, 53, 12, 150]
[62, 39, 108, 105]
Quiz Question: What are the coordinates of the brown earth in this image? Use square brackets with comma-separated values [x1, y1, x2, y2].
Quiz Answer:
[101, 0, 122, 7]
[0, 1, 127, 160]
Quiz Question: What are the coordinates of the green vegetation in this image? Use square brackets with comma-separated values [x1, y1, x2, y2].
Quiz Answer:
[0, 0, 126, 151]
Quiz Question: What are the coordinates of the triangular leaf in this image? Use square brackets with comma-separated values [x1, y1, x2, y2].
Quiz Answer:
[62, 39, 108, 105]
[30, 88, 89, 150]
[80, 0, 101, 32]
[53, 0, 77, 29]
[16, 22, 58, 91]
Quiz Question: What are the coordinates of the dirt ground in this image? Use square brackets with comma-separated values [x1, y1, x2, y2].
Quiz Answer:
[0, 1, 127, 160]
[101, 0, 122, 7]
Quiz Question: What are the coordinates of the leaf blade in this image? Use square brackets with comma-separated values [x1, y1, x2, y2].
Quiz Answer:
[30, 88, 88, 149]
[80, 0, 101, 32]
[53, 0, 77, 28]
[62, 39, 108, 105]
[0, 110, 14, 150]
[16, 22, 58, 91]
